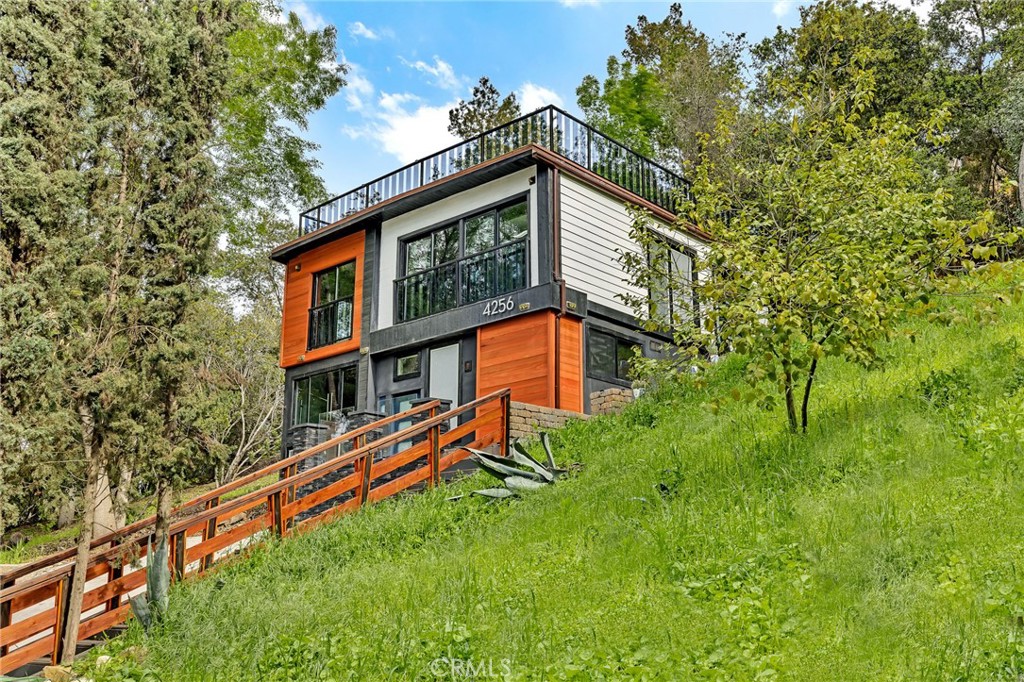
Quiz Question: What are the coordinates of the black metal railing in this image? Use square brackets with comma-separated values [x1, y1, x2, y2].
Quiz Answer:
[299, 106, 691, 236]
[308, 297, 353, 349]
[395, 240, 527, 323]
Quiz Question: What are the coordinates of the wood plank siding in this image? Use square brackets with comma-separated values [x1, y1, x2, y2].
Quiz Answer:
[280, 231, 365, 368]
[557, 316, 583, 413]
[477, 312, 555, 407]
[476, 311, 582, 412]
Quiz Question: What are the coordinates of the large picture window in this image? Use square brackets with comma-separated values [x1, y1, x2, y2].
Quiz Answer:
[292, 365, 358, 426]
[587, 330, 641, 383]
[309, 261, 356, 349]
[396, 199, 528, 322]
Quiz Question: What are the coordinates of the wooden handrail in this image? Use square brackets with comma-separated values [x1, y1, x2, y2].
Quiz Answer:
[0, 391, 508, 601]
[1, 399, 442, 585]
[2, 389, 510, 673]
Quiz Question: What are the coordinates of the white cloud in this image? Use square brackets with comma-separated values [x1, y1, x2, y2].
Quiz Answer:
[560, 0, 599, 7]
[345, 69, 375, 111]
[345, 93, 460, 164]
[348, 21, 378, 40]
[519, 83, 563, 112]
[401, 56, 462, 92]
[348, 21, 393, 41]
[772, 0, 794, 18]
[378, 92, 420, 114]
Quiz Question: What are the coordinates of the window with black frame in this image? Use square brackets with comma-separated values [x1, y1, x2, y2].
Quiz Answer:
[292, 365, 358, 425]
[309, 261, 356, 349]
[587, 329, 641, 384]
[396, 199, 528, 322]
[648, 240, 696, 329]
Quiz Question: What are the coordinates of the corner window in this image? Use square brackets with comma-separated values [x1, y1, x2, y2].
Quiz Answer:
[292, 365, 358, 426]
[396, 198, 528, 322]
[394, 352, 421, 380]
[309, 261, 355, 350]
[587, 330, 640, 383]
[649, 241, 697, 328]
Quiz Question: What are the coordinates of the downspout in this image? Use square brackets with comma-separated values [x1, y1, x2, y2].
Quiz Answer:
[552, 166, 565, 409]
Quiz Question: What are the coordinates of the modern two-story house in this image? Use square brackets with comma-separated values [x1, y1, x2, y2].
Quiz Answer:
[271, 106, 710, 455]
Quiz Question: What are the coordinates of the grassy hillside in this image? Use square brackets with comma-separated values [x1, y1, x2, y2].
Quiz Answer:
[88, 272, 1024, 681]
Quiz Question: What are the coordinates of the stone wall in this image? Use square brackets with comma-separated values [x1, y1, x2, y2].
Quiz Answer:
[589, 387, 635, 416]
[509, 402, 589, 440]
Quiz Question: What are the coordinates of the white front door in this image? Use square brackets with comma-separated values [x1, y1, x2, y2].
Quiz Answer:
[429, 343, 461, 421]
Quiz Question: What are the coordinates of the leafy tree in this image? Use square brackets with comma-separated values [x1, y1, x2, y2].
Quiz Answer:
[994, 73, 1024, 214]
[752, 1, 936, 125]
[1, 0, 250, 654]
[0, 0, 95, 536]
[215, 2, 345, 310]
[448, 76, 521, 140]
[577, 3, 742, 168]
[927, 0, 1024, 215]
[1, 0, 342, 542]
[621, 63, 1010, 433]
[182, 299, 283, 486]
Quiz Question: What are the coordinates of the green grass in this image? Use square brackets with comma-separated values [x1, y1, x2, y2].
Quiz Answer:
[0, 523, 80, 565]
[87, 277, 1024, 681]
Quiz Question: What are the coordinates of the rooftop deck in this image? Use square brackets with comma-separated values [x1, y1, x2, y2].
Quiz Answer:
[299, 105, 691, 236]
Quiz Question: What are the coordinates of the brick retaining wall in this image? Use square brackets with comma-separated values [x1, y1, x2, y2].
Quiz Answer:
[509, 402, 589, 440]
[589, 387, 635, 416]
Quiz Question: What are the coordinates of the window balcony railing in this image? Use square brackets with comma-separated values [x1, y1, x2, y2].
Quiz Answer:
[395, 240, 527, 323]
[299, 105, 691, 236]
[308, 297, 353, 350]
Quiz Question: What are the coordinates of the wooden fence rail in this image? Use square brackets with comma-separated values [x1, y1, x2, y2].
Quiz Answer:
[0, 389, 511, 674]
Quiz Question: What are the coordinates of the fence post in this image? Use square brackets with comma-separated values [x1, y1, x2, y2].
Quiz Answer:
[172, 530, 186, 581]
[501, 393, 511, 458]
[428, 410, 441, 487]
[201, 497, 220, 571]
[53, 570, 74, 664]
[107, 539, 123, 610]
[548, 108, 554, 150]
[270, 491, 285, 538]
[50, 576, 67, 663]
[0, 575, 13, 658]
[358, 452, 373, 507]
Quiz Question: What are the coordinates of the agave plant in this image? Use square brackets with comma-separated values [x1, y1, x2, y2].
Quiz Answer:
[130, 535, 170, 631]
[454, 432, 567, 500]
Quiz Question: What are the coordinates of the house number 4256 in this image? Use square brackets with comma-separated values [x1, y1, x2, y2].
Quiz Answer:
[482, 296, 515, 316]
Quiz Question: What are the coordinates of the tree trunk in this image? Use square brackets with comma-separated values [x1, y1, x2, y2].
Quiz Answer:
[783, 366, 798, 433]
[92, 461, 116, 538]
[154, 389, 178, 556]
[800, 357, 819, 434]
[1018, 140, 1023, 214]
[154, 477, 173, 549]
[61, 400, 101, 664]
[153, 475, 174, 618]
[112, 460, 133, 530]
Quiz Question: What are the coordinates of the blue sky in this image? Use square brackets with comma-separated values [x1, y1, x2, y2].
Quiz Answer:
[283, 1, 920, 205]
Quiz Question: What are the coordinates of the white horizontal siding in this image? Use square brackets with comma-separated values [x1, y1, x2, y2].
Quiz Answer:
[559, 175, 707, 317]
